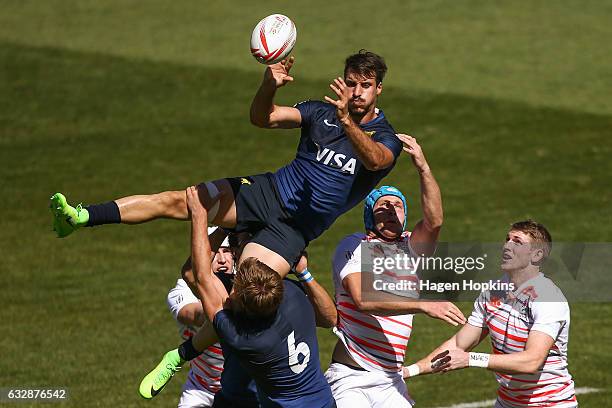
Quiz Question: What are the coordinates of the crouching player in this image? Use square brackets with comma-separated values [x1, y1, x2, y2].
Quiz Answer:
[325, 135, 466, 408]
[143, 186, 337, 407]
[405, 220, 577, 408]
[166, 230, 236, 407]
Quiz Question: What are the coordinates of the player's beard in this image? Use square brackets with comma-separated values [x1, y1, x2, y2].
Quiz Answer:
[349, 100, 374, 120]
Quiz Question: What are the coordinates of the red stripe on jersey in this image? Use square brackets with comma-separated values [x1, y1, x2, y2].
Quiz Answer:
[503, 381, 572, 394]
[194, 355, 224, 372]
[487, 319, 528, 343]
[485, 304, 530, 333]
[344, 342, 400, 371]
[365, 336, 408, 351]
[195, 374, 221, 393]
[511, 382, 572, 400]
[377, 315, 413, 329]
[498, 372, 565, 384]
[343, 331, 405, 357]
[338, 301, 413, 329]
[338, 309, 410, 341]
[191, 359, 222, 381]
[498, 387, 575, 406]
[207, 345, 223, 355]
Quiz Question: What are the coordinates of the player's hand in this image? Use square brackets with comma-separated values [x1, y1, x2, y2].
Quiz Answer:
[294, 251, 308, 274]
[263, 57, 295, 88]
[397, 134, 430, 173]
[186, 186, 208, 223]
[324, 77, 350, 124]
[420, 301, 467, 326]
[430, 349, 469, 373]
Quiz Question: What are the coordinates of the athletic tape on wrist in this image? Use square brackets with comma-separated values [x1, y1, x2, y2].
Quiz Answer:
[296, 268, 314, 283]
[468, 352, 490, 368]
[405, 364, 420, 377]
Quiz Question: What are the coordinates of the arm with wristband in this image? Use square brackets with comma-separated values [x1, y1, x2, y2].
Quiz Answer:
[428, 330, 555, 375]
[402, 323, 486, 379]
[293, 252, 337, 328]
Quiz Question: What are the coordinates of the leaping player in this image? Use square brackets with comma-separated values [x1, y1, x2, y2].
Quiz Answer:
[50, 50, 403, 279]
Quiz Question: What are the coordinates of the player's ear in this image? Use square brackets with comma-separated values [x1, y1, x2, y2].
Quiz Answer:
[531, 248, 545, 265]
[377, 82, 383, 95]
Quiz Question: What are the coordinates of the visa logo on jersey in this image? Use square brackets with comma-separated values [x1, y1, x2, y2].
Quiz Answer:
[315, 146, 357, 174]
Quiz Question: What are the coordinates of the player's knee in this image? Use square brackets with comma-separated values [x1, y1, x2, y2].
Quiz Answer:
[157, 190, 187, 217]
[197, 182, 222, 220]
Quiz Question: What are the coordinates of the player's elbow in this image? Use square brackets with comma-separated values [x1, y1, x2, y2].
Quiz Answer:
[364, 154, 392, 172]
[427, 214, 444, 231]
[518, 355, 546, 375]
[521, 363, 541, 375]
[352, 298, 371, 313]
[317, 311, 338, 329]
[250, 114, 269, 128]
[363, 159, 386, 172]
[181, 267, 198, 296]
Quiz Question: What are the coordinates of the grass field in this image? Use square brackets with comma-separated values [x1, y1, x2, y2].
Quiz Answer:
[1, 1, 611, 407]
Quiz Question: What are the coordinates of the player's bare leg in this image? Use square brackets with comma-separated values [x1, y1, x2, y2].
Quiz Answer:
[240, 242, 291, 278]
[50, 179, 237, 236]
[182, 242, 291, 291]
[116, 179, 236, 225]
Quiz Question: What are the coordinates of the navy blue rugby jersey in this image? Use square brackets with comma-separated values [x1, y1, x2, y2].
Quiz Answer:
[272, 100, 402, 241]
[216, 349, 260, 407]
[213, 280, 334, 408]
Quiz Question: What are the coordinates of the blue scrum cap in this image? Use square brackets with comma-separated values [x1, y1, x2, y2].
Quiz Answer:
[363, 185, 408, 232]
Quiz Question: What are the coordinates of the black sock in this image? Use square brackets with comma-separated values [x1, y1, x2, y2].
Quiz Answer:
[85, 201, 121, 227]
[178, 337, 202, 361]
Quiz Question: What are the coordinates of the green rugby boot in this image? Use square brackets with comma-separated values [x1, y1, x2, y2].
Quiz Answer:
[50, 193, 89, 238]
[139, 349, 183, 399]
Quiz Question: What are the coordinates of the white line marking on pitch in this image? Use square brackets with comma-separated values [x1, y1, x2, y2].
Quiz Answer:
[432, 387, 602, 408]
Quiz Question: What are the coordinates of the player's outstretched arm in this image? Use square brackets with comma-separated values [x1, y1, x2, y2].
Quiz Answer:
[398, 134, 443, 257]
[325, 76, 395, 171]
[250, 57, 302, 129]
[403, 323, 485, 379]
[181, 227, 229, 296]
[187, 186, 230, 322]
[342, 272, 466, 326]
[431, 330, 554, 375]
[293, 252, 337, 328]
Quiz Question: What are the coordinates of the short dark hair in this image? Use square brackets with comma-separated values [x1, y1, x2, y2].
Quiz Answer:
[232, 257, 283, 318]
[344, 50, 387, 84]
[510, 220, 552, 260]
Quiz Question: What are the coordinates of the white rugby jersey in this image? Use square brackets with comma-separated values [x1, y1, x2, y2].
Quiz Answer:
[468, 273, 576, 407]
[332, 232, 418, 375]
[167, 279, 224, 394]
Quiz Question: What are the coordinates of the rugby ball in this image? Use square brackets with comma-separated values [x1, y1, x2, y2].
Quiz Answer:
[250, 14, 297, 65]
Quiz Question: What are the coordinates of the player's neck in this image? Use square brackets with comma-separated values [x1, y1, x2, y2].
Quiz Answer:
[508, 266, 540, 289]
[352, 108, 378, 125]
[367, 229, 401, 242]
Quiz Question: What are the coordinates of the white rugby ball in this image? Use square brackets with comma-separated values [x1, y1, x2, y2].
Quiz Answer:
[250, 14, 297, 65]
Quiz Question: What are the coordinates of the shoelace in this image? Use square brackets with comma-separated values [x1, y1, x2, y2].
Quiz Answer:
[66, 203, 84, 226]
[154, 364, 180, 387]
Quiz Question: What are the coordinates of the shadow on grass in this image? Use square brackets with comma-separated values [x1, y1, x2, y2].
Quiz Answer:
[1, 41, 611, 407]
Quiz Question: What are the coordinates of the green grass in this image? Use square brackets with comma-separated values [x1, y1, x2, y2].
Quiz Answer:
[1, 1, 611, 407]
